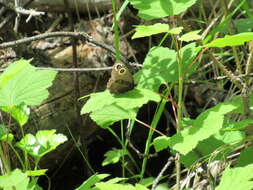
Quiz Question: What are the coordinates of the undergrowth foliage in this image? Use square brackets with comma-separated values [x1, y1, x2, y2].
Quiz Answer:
[1, 0, 253, 190]
[80, 0, 253, 190]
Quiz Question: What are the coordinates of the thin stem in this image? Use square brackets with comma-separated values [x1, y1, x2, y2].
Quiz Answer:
[140, 87, 172, 178]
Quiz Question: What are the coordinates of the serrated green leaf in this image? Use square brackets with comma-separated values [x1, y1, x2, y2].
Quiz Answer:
[81, 90, 115, 114]
[90, 104, 137, 128]
[134, 43, 197, 92]
[169, 102, 239, 155]
[132, 23, 170, 39]
[16, 130, 67, 159]
[128, 0, 197, 20]
[134, 47, 177, 91]
[0, 169, 29, 190]
[113, 88, 161, 109]
[153, 136, 170, 152]
[179, 30, 201, 42]
[75, 173, 110, 190]
[106, 177, 127, 184]
[236, 147, 253, 167]
[102, 149, 127, 166]
[203, 32, 253, 48]
[1, 103, 30, 126]
[0, 59, 57, 107]
[169, 27, 184, 35]
[216, 164, 253, 190]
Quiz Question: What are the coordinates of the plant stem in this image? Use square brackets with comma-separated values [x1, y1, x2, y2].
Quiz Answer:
[174, 37, 183, 190]
[140, 89, 171, 178]
[0, 143, 11, 174]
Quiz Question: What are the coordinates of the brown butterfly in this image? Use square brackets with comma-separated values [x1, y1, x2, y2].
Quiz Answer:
[107, 62, 135, 94]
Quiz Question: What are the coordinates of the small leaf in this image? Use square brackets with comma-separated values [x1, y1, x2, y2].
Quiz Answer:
[0, 59, 57, 107]
[1, 103, 30, 126]
[26, 169, 48, 177]
[216, 164, 253, 190]
[153, 136, 170, 152]
[128, 0, 197, 20]
[203, 32, 253, 48]
[132, 23, 170, 39]
[179, 30, 201, 42]
[0, 124, 13, 144]
[16, 130, 67, 159]
[102, 149, 127, 166]
[75, 173, 110, 190]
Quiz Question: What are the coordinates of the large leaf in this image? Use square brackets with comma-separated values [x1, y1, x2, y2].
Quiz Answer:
[128, 0, 197, 20]
[81, 88, 160, 128]
[102, 148, 127, 166]
[0, 59, 57, 107]
[134, 47, 177, 91]
[16, 130, 67, 159]
[90, 104, 137, 128]
[134, 43, 197, 92]
[169, 102, 239, 155]
[216, 164, 253, 190]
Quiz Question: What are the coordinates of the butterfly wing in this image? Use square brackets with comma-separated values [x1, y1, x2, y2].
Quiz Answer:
[107, 62, 134, 94]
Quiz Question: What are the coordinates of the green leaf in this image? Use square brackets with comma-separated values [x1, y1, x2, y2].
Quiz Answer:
[216, 164, 253, 190]
[169, 102, 239, 155]
[203, 32, 253, 48]
[0, 59, 57, 107]
[75, 173, 110, 190]
[16, 130, 67, 159]
[220, 18, 253, 34]
[0, 169, 29, 190]
[134, 44, 197, 92]
[236, 147, 253, 167]
[179, 30, 201, 42]
[95, 182, 135, 190]
[113, 88, 161, 109]
[81, 90, 115, 114]
[0, 124, 13, 144]
[90, 104, 137, 128]
[153, 136, 170, 152]
[1, 103, 30, 126]
[26, 169, 48, 177]
[81, 88, 160, 128]
[134, 47, 177, 91]
[132, 23, 170, 39]
[102, 148, 127, 166]
[128, 0, 197, 20]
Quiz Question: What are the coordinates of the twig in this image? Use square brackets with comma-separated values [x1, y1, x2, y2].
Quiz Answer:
[151, 157, 174, 190]
[0, 31, 129, 64]
[0, 0, 34, 30]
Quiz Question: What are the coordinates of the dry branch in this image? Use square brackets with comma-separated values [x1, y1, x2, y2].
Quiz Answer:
[0, 0, 112, 14]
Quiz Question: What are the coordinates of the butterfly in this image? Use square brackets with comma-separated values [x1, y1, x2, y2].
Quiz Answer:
[107, 62, 135, 94]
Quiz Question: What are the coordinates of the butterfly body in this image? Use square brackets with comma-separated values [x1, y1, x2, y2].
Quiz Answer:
[107, 62, 134, 94]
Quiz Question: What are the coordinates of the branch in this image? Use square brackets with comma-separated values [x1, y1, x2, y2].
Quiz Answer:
[0, 31, 130, 64]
